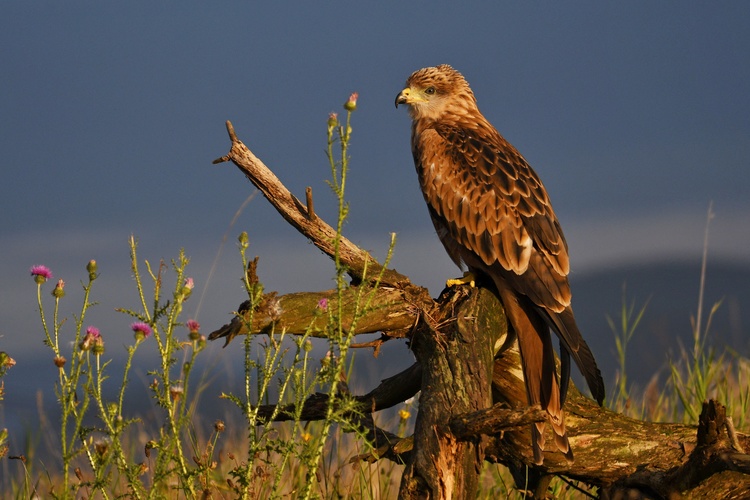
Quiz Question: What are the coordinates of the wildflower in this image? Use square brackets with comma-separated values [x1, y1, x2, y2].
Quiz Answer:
[301, 432, 312, 443]
[169, 384, 184, 401]
[51, 279, 66, 298]
[181, 277, 194, 298]
[86, 260, 98, 280]
[214, 420, 225, 433]
[327, 112, 338, 130]
[317, 298, 328, 312]
[92, 337, 105, 355]
[268, 297, 283, 320]
[94, 437, 110, 457]
[344, 92, 358, 112]
[80, 326, 102, 352]
[131, 321, 152, 342]
[321, 350, 333, 369]
[238, 231, 249, 249]
[30, 265, 52, 284]
[0, 352, 16, 374]
[399, 409, 411, 421]
[186, 319, 201, 341]
[53, 355, 66, 368]
[303, 339, 313, 352]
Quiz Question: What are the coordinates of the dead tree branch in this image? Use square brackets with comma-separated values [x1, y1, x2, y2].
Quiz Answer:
[212, 120, 410, 288]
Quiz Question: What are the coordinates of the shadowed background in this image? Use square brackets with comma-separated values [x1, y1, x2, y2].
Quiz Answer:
[1, 2, 749, 457]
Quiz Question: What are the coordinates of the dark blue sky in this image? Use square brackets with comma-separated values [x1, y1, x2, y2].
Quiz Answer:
[2, 3, 749, 358]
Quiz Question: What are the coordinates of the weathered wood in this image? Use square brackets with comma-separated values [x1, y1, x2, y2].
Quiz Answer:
[208, 285, 432, 347]
[398, 287, 501, 499]
[213, 121, 410, 288]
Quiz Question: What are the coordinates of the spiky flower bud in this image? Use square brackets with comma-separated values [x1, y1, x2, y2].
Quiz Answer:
[238, 231, 249, 249]
[51, 279, 66, 298]
[181, 277, 194, 299]
[344, 92, 358, 111]
[86, 260, 98, 281]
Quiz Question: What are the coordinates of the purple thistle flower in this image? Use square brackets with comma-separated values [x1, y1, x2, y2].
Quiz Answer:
[317, 298, 329, 312]
[186, 319, 201, 340]
[131, 321, 152, 341]
[30, 265, 53, 283]
[80, 325, 103, 351]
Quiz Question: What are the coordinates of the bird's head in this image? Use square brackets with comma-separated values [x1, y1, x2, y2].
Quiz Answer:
[395, 64, 476, 122]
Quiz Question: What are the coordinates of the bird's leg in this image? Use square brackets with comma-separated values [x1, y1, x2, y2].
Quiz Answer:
[446, 271, 476, 288]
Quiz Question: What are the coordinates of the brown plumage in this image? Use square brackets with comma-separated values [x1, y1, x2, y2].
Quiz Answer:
[396, 64, 604, 464]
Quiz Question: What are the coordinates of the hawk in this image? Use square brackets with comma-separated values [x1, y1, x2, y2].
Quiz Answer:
[396, 64, 604, 464]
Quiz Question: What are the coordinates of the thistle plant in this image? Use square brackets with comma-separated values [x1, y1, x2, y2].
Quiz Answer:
[219, 91, 398, 499]
[0, 351, 14, 462]
[27, 236, 218, 499]
[117, 235, 209, 498]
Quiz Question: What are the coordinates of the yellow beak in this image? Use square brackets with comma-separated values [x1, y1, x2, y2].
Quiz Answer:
[395, 87, 412, 108]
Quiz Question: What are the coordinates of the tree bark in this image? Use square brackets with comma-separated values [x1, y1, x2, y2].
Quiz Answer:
[397, 287, 501, 499]
[211, 121, 750, 499]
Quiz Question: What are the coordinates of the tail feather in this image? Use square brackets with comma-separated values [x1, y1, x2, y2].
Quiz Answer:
[498, 285, 573, 464]
[544, 306, 605, 405]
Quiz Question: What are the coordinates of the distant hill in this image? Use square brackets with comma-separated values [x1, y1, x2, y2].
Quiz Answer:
[569, 259, 750, 391]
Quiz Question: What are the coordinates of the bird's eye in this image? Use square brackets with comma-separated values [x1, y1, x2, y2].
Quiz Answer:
[425, 87, 436, 95]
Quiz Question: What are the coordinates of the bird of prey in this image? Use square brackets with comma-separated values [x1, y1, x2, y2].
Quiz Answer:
[395, 64, 605, 464]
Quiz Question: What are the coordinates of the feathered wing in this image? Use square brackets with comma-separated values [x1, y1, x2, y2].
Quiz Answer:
[412, 117, 604, 462]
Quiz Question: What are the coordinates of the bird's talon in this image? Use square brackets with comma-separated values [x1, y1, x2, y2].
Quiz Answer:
[446, 272, 476, 288]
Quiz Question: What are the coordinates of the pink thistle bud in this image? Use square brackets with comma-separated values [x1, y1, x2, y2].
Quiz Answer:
[186, 319, 201, 341]
[51, 279, 66, 298]
[327, 112, 338, 129]
[180, 277, 194, 299]
[30, 265, 52, 284]
[92, 336, 105, 355]
[0, 352, 16, 370]
[131, 321, 152, 342]
[80, 326, 102, 351]
[344, 92, 358, 111]
[317, 298, 328, 312]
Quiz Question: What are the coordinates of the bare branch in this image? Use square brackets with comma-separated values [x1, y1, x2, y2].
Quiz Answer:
[214, 120, 409, 287]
